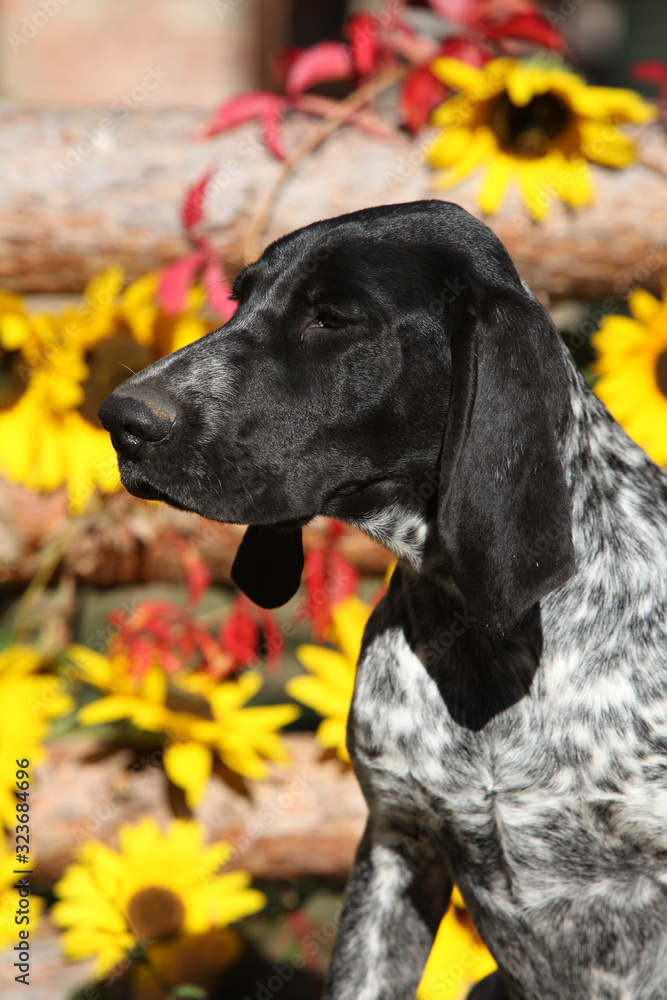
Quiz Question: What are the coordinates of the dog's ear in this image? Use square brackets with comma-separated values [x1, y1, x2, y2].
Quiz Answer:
[231, 525, 304, 609]
[437, 293, 575, 638]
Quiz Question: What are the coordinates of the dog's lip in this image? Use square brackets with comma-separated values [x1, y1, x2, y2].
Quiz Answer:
[119, 473, 175, 505]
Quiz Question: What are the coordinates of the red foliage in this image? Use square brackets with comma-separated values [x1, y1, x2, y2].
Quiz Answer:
[633, 60, 667, 103]
[286, 41, 355, 99]
[158, 248, 210, 315]
[346, 12, 383, 77]
[300, 522, 359, 640]
[105, 544, 281, 679]
[200, 258, 237, 322]
[106, 541, 225, 677]
[220, 596, 283, 672]
[181, 170, 213, 231]
[401, 64, 448, 134]
[483, 13, 565, 52]
[198, 91, 289, 142]
[158, 238, 236, 320]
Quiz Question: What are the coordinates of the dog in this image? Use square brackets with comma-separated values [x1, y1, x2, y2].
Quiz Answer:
[99, 201, 667, 1000]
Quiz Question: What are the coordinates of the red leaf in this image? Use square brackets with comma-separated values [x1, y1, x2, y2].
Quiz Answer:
[286, 41, 354, 100]
[260, 106, 288, 161]
[157, 249, 208, 314]
[328, 520, 344, 541]
[182, 170, 212, 231]
[633, 60, 667, 101]
[272, 47, 304, 87]
[259, 610, 283, 669]
[201, 258, 237, 321]
[220, 600, 260, 668]
[401, 65, 448, 133]
[426, 0, 482, 28]
[633, 60, 667, 84]
[328, 551, 359, 605]
[440, 35, 494, 66]
[173, 538, 211, 607]
[199, 91, 287, 140]
[483, 13, 564, 51]
[346, 13, 381, 77]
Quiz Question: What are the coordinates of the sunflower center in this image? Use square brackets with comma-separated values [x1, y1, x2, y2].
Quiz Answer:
[488, 91, 571, 157]
[165, 682, 215, 720]
[126, 886, 186, 941]
[79, 333, 156, 427]
[656, 351, 667, 398]
[0, 349, 26, 411]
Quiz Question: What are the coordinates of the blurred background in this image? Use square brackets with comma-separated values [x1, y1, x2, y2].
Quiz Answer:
[0, 1, 665, 998]
[0, 0, 666, 105]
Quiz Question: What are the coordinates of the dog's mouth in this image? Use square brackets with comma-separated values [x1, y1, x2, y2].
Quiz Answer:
[118, 466, 184, 508]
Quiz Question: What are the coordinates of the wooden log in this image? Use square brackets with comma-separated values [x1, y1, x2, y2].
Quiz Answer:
[0, 484, 392, 588]
[32, 735, 367, 887]
[1, 104, 667, 300]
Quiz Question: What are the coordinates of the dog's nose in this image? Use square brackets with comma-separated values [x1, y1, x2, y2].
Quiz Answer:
[98, 393, 176, 455]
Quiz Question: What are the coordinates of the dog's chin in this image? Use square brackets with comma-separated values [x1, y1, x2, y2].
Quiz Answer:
[120, 471, 191, 511]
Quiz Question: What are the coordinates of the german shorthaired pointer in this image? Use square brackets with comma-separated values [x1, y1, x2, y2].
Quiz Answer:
[100, 202, 667, 1000]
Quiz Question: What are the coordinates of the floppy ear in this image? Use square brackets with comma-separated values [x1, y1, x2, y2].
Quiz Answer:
[437, 293, 575, 639]
[231, 526, 304, 609]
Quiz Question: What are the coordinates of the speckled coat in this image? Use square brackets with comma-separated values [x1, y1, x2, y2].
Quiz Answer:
[327, 349, 667, 1000]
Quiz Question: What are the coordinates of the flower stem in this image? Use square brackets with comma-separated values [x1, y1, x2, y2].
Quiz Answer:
[242, 67, 407, 263]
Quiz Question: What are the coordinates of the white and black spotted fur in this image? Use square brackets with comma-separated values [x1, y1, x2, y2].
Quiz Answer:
[99, 202, 667, 999]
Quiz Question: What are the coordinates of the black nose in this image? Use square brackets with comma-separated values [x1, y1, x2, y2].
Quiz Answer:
[98, 393, 177, 455]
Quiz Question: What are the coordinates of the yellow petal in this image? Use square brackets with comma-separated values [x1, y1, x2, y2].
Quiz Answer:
[432, 127, 497, 190]
[505, 65, 542, 108]
[578, 121, 636, 168]
[559, 157, 594, 210]
[427, 129, 475, 170]
[628, 289, 662, 324]
[568, 85, 656, 124]
[164, 741, 213, 807]
[518, 159, 551, 221]
[331, 596, 370, 663]
[317, 717, 349, 760]
[78, 695, 144, 726]
[286, 675, 351, 720]
[477, 154, 515, 215]
[418, 905, 496, 1000]
[430, 58, 486, 94]
[0, 313, 31, 351]
[431, 94, 476, 129]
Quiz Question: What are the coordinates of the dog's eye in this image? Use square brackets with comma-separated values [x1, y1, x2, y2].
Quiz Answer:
[309, 315, 345, 330]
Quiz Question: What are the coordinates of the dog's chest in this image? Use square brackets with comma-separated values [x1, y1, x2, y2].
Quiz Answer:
[349, 625, 548, 842]
[348, 617, 667, 890]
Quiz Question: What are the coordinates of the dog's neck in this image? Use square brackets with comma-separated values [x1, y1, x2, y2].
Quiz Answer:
[359, 335, 667, 653]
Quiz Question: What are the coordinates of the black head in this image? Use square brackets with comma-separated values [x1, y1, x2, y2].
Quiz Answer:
[99, 201, 574, 637]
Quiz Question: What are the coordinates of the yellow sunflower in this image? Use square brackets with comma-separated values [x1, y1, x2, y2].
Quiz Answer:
[427, 57, 655, 220]
[51, 817, 265, 978]
[287, 595, 371, 762]
[418, 887, 496, 1000]
[0, 269, 210, 512]
[0, 834, 45, 948]
[67, 644, 299, 808]
[0, 645, 73, 829]
[591, 285, 667, 466]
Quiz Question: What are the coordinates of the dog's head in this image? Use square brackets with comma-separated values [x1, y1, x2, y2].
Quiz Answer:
[100, 201, 574, 637]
